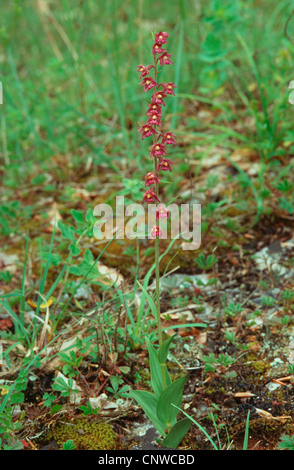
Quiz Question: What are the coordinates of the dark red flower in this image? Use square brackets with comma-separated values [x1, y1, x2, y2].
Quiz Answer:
[140, 76, 157, 92]
[152, 43, 167, 55]
[163, 82, 177, 95]
[150, 225, 164, 239]
[146, 103, 162, 117]
[151, 91, 166, 106]
[143, 190, 160, 203]
[156, 203, 169, 219]
[146, 113, 162, 126]
[138, 124, 158, 140]
[157, 158, 174, 172]
[136, 64, 153, 78]
[150, 143, 167, 157]
[159, 53, 173, 66]
[161, 132, 177, 145]
[144, 172, 160, 187]
[137, 31, 176, 233]
[155, 32, 169, 45]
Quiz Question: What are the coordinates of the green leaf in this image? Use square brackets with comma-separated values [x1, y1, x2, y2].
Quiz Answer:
[69, 244, 81, 256]
[71, 209, 84, 224]
[10, 392, 25, 404]
[63, 439, 76, 450]
[146, 338, 164, 397]
[158, 335, 175, 364]
[278, 434, 294, 450]
[50, 404, 63, 414]
[58, 221, 75, 242]
[129, 390, 166, 436]
[156, 376, 187, 427]
[43, 392, 56, 408]
[84, 248, 94, 264]
[163, 365, 172, 388]
[243, 410, 250, 450]
[79, 402, 98, 416]
[161, 418, 191, 448]
[85, 208, 96, 225]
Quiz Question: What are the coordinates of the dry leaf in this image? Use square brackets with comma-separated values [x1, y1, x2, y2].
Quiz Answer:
[276, 376, 292, 382]
[196, 331, 207, 345]
[0, 252, 18, 274]
[233, 392, 256, 398]
[255, 408, 291, 423]
[97, 262, 124, 287]
[228, 252, 239, 265]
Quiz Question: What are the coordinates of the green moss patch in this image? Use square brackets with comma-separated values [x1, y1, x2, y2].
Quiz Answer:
[45, 418, 119, 450]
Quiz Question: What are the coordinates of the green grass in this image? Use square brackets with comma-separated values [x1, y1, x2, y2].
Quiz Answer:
[0, 0, 293, 167]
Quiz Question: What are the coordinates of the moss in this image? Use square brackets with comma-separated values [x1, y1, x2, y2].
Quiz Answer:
[204, 385, 226, 396]
[241, 354, 271, 380]
[251, 361, 270, 374]
[283, 422, 294, 436]
[230, 417, 282, 441]
[45, 417, 119, 450]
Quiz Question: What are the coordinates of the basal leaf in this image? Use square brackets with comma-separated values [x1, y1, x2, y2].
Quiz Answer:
[156, 375, 187, 427]
[129, 390, 166, 436]
[146, 338, 164, 397]
[161, 418, 191, 449]
[158, 335, 175, 364]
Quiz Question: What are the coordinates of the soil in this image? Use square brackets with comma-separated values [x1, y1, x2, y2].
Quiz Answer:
[1, 212, 293, 451]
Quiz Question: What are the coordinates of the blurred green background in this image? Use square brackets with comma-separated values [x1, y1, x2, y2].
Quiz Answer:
[1, 0, 294, 234]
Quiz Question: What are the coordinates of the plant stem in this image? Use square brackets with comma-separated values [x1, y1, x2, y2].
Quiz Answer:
[155, 236, 162, 345]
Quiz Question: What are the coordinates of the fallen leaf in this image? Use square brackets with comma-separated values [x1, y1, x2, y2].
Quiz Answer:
[0, 252, 18, 274]
[244, 233, 255, 239]
[179, 327, 200, 338]
[228, 252, 239, 265]
[196, 331, 207, 345]
[96, 263, 124, 287]
[276, 375, 292, 382]
[233, 392, 256, 398]
[255, 408, 292, 423]
[272, 378, 288, 386]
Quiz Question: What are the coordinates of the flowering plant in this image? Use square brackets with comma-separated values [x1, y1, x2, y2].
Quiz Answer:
[129, 31, 191, 449]
[138, 30, 177, 348]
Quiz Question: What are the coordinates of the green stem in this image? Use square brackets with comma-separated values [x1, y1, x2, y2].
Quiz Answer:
[155, 235, 162, 346]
